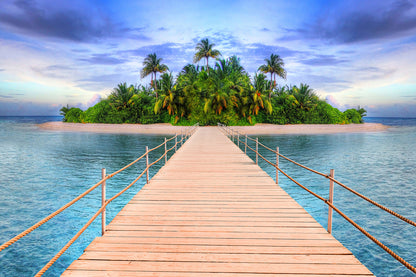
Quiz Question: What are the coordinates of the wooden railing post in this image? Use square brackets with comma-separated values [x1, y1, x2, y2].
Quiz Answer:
[164, 138, 167, 164]
[175, 135, 177, 152]
[101, 168, 106, 236]
[181, 130, 183, 146]
[276, 147, 279, 184]
[145, 146, 149, 184]
[327, 169, 335, 234]
[256, 137, 258, 164]
[245, 134, 247, 154]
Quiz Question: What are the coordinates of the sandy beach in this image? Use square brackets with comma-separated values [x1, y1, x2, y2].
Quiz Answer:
[38, 122, 388, 135]
[38, 122, 190, 135]
[229, 123, 389, 135]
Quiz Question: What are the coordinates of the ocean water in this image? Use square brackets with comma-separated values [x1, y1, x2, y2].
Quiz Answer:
[0, 117, 172, 276]
[0, 117, 415, 276]
[242, 117, 416, 277]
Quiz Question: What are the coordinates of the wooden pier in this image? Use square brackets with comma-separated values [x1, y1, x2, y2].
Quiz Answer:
[62, 127, 373, 276]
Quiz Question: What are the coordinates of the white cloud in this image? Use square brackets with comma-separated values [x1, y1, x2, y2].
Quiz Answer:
[86, 93, 102, 107]
[325, 95, 342, 109]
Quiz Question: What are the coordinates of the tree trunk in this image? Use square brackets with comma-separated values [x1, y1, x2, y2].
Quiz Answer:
[269, 72, 273, 99]
[206, 57, 209, 75]
[154, 72, 158, 98]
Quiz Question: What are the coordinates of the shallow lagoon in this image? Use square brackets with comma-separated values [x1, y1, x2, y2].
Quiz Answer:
[0, 117, 415, 276]
[247, 117, 416, 277]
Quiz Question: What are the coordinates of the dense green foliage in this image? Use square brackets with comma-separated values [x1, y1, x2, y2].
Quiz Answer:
[61, 40, 366, 125]
[140, 53, 169, 98]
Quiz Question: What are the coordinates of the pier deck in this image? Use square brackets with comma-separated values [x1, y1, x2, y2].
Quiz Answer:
[62, 127, 373, 276]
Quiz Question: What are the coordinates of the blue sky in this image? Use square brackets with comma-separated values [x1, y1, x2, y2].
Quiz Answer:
[0, 0, 415, 117]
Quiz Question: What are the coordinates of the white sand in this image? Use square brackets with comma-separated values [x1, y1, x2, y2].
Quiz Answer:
[230, 123, 389, 135]
[38, 122, 389, 135]
[38, 122, 189, 135]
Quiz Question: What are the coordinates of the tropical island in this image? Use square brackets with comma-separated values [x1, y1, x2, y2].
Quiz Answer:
[60, 39, 366, 126]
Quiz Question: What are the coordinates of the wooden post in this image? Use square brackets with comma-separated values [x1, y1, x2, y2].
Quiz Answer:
[256, 137, 259, 164]
[181, 130, 183, 146]
[245, 134, 247, 154]
[101, 168, 106, 236]
[164, 138, 167, 164]
[276, 147, 279, 184]
[145, 146, 149, 184]
[327, 169, 335, 234]
[175, 135, 177, 152]
[237, 133, 239, 147]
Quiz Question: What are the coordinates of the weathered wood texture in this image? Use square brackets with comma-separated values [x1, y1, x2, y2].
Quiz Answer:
[62, 127, 374, 276]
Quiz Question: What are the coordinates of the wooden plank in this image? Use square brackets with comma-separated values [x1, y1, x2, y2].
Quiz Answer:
[63, 272, 372, 277]
[108, 220, 322, 227]
[115, 205, 306, 212]
[105, 226, 327, 233]
[65, 260, 373, 275]
[62, 127, 374, 276]
[99, 230, 332, 239]
[110, 215, 319, 222]
[84, 242, 353, 255]
[92, 236, 342, 247]
[78, 251, 362, 264]
[116, 211, 311, 217]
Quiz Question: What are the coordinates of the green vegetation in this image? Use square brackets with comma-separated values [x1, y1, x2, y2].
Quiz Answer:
[140, 53, 169, 98]
[61, 39, 366, 125]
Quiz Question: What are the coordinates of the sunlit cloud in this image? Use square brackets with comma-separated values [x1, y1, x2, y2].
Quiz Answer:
[0, 0, 415, 116]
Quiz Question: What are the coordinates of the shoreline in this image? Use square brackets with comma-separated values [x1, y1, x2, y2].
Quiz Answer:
[230, 123, 389, 135]
[38, 122, 389, 135]
[38, 122, 189, 135]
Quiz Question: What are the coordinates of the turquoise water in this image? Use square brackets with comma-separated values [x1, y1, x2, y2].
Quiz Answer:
[0, 117, 172, 276]
[0, 117, 415, 276]
[242, 117, 416, 277]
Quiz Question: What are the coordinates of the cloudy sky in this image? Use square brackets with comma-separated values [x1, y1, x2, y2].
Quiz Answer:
[0, 0, 415, 116]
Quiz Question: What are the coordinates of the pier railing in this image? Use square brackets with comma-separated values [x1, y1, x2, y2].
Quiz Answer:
[0, 124, 199, 276]
[218, 123, 416, 274]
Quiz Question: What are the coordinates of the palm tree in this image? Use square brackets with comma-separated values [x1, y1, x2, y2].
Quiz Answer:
[179, 64, 200, 87]
[253, 73, 268, 94]
[248, 85, 272, 123]
[154, 73, 187, 123]
[289, 83, 319, 111]
[204, 90, 228, 115]
[258, 54, 287, 98]
[214, 58, 230, 78]
[108, 83, 136, 110]
[193, 38, 221, 74]
[140, 53, 169, 98]
[230, 87, 249, 119]
[357, 106, 367, 118]
[181, 64, 201, 76]
[60, 105, 70, 121]
[228, 55, 245, 75]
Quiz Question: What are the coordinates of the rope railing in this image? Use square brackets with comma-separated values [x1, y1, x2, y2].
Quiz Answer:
[219, 123, 416, 227]
[218, 123, 416, 274]
[1, 123, 199, 276]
